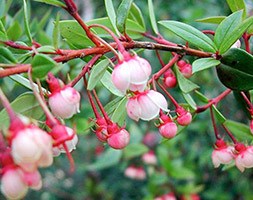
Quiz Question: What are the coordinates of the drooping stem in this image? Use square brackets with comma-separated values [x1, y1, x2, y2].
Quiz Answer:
[0, 88, 16, 121]
[240, 91, 253, 114]
[62, 142, 75, 173]
[222, 124, 237, 144]
[210, 106, 220, 140]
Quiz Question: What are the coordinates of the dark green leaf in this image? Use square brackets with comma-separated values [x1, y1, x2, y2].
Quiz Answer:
[123, 143, 149, 159]
[233, 91, 252, 119]
[212, 105, 226, 124]
[100, 71, 124, 97]
[0, 20, 8, 41]
[192, 58, 220, 74]
[0, 47, 17, 63]
[116, 0, 133, 33]
[31, 54, 57, 79]
[214, 10, 243, 48]
[226, 0, 246, 19]
[0, 92, 44, 130]
[104, 0, 120, 35]
[7, 21, 22, 41]
[196, 16, 226, 24]
[87, 59, 110, 90]
[86, 148, 122, 171]
[23, 0, 32, 44]
[148, 0, 159, 34]
[219, 16, 253, 54]
[224, 120, 253, 141]
[174, 66, 199, 93]
[159, 20, 217, 53]
[34, 0, 65, 7]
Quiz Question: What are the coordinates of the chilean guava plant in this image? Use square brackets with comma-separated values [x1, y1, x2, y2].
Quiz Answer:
[0, 0, 253, 199]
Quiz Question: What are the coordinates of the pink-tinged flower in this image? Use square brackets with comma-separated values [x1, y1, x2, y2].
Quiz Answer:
[181, 194, 200, 200]
[124, 166, 146, 180]
[126, 90, 168, 121]
[47, 73, 81, 119]
[107, 123, 130, 149]
[11, 126, 53, 172]
[142, 132, 160, 148]
[95, 117, 109, 143]
[163, 69, 177, 88]
[231, 39, 241, 49]
[1, 168, 28, 200]
[142, 150, 157, 165]
[50, 125, 78, 156]
[211, 139, 234, 168]
[112, 55, 151, 93]
[158, 113, 177, 139]
[155, 192, 177, 200]
[234, 143, 253, 172]
[176, 107, 192, 126]
[22, 170, 42, 190]
[250, 119, 253, 134]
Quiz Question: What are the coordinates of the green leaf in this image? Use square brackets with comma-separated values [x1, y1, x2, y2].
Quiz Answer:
[219, 16, 253, 54]
[0, 0, 6, 18]
[111, 96, 127, 126]
[233, 91, 251, 119]
[196, 16, 226, 24]
[192, 58, 220, 74]
[0, 47, 17, 63]
[182, 93, 197, 110]
[212, 105, 226, 124]
[129, 3, 145, 30]
[194, 90, 209, 103]
[31, 54, 57, 79]
[7, 21, 22, 41]
[104, 0, 120, 36]
[226, 0, 246, 19]
[116, 0, 133, 33]
[0, 20, 8, 41]
[174, 66, 199, 93]
[159, 20, 217, 53]
[34, 0, 65, 7]
[23, 0, 32, 44]
[38, 9, 52, 29]
[214, 10, 243, 49]
[37, 45, 56, 53]
[217, 48, 253, 90]
[87, 59, 110, 90]
[224, 120, 253, 141]
[123, 143, 149, 159]
[53, 12, 60, 49]
[100, 71, 124, 97]
[86, 148, 122, 171]
[148, 0, 159, 34]
[0, 92, 44, 130]
[104, 97, 124, 116]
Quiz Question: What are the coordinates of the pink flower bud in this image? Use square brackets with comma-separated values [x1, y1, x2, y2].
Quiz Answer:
[142, 150, 157, 165]
[177, 60, 187, 68]
[155, 192, 177, 200]
[179, 63, 192, 78]
[11, 127, 53, 172]
[22, 170, 42, 190]
[47, 73, 80, 119]
[107, 129, 130, 149]
[211, 139, 234, 168]
[234, 144, 253, 172]
[126, 90, 168, 121]
[159, 121, 178, 139]
[250, 119, 253, 134]
[112, 55, 151, 93]
[124, 166, 146, 180]
[163, 69, 177, 88]
[142, 132, 159, 148]
[95, 117, 109, 142]
[176, 107, 192, 126]
[1, 168, 28, 200]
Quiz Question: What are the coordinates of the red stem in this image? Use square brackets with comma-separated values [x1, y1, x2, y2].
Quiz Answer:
[243, 33, 251, 53]
[0, 88, 16, 121]
[240, 91, 253, 114]
[210, 106, 220, 140]
[222, 124, 237, 144]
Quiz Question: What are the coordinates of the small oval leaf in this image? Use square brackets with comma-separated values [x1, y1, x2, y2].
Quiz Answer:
[192, 58, 220, 74]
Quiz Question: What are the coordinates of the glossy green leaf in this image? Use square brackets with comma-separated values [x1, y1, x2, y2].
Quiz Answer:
[23, 0, 32, 44]
[100, 71, 124, 97]
[116, 0, 133, 33]
[233, 91, 251, 119]
[194, 90, 209, 103]
[226, 0, 246, 19]
[196, 16, 226, 24]
[123, 143, 149, 159]
[219, 16, 253, 54]
[0, 47, 17, 63]
[7, 21, 22, 41]
[148, 0, 159, 34]
[174, 66, 199, 93]
[129, 3, 145, 30]
[224, 120, 253, 141]
[34, 0, 65, 7]
[212, 105, 226, 124]
[192, 58, 220, 74]
[104, 0, 120, 36]
[0, 93, 44, 130]
[86, 148, 122, 171]
[111, 97, 127, 126]
[87, 59, 110, 90]
[53, 12, 60, 49]
[182, 93, 197, 110]
[0, 20, 8, 41]
[214, 10, 243, 48]
[31, 54, 57, 79]
[159, 20, 217, 53]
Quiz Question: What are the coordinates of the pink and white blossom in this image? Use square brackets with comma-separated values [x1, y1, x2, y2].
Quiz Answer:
[142, 150, 157, 165]
[126, 90, 168, 121]
[124, 166, 146, 180]
[234, 144, 253, 172]
[112, 55, 151, 93]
